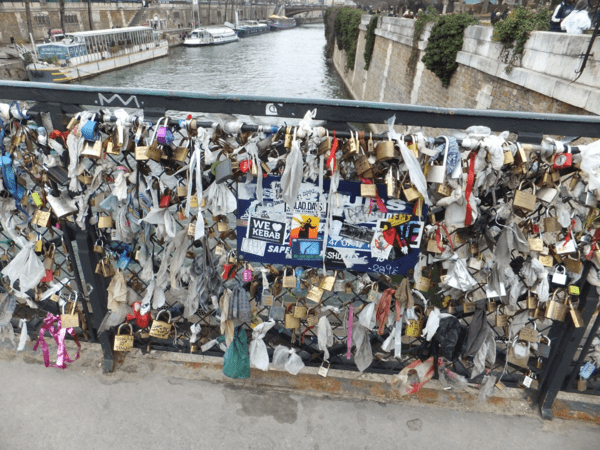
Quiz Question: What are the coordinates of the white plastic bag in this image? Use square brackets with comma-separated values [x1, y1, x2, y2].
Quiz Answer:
[317, 316, 333, 361]
[249, 319, 276, 371]
[2, 243, 45, 293]
[272, 345, 289, 370]
[285, 349, 305, 375]
[281, 136, 304, 211]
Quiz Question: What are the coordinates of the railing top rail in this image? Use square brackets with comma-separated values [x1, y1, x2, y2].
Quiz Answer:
[1, 81, 599, 138]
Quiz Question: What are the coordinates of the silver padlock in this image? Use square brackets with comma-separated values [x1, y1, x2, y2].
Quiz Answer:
[215, 158, 233, 184]
[552, 265, 567, 285]
[318, 361, 330, 378]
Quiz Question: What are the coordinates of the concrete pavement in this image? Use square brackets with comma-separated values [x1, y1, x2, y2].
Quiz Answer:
[0, 340, 598, 450]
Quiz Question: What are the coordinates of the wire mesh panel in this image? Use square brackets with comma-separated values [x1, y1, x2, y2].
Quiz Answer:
[2, 83, 600, 399]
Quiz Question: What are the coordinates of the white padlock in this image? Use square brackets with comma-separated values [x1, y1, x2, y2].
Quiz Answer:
[552, 265, 567, 285]
[318, 361, 330, 378]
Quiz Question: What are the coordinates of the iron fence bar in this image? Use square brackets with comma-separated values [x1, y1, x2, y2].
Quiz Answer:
[1, 81, 600, 137]
[63, 224, 96, 343]
[565, 301, 600, 392]
[538, 263, 599, 419]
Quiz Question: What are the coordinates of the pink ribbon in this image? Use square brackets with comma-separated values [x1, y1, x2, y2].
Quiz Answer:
[33, 313, 81, 370]
[347, 304, 354, 359]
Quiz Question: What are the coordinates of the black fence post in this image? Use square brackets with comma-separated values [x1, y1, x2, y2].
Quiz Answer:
[537, 276, 599, 419]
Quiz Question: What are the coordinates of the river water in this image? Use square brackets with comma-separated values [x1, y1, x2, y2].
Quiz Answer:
[80, 24, 350, 101]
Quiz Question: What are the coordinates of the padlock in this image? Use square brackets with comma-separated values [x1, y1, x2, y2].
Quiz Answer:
[117, 251, 131, 270]
[367, 283, 380, 302]
[513, 181, 537, 212]
[578, 377, 587, 392]
[553, 146, 572, 170]
[285, 304, 300, 329]
[462, 297, 476, 314]
[306, 308, 320, 327]
[514, 143, 528, 166]
[555, 233, 576, 254]
[242, 265, 253, 282]
[563, 253, 583, 274]
[318, 361, 330, 377]
[552, 265, 568, 285]
[216, 216, 229, 233]
[535, 335, 551, 358]
[360, 183, 377, 198]
[569, 299, 585, 328]
[354, 154, 373, 178]
[386, 167, 399, 198]
[221, 263, 235, 280]
[293, 301, 307, 319]
[503, 149, 514, 165]
[519, 325, 539, 342]
[468, 257, 483, 271]
[319, 271, 336, 292]
[415, 273, 431, 292]
[435, 183, 453, 197]
[527, 291, 538, 310]
[261, 289, 274, 307]
[284, 127, 293, 148]
[544, 209, 562, 233]
[405, 306, 424, 337]
[546, 289, 568, 322]
[318, 135, 332, 156]
[60, 300, 79, 329]
[427, 239, 443, 254]
[98, 214, 114, 229]
[375, 140, 395, 161]
[282, 268, 297, 289]
[156, 125, 174, 146]
[402, 184, 422, 202]
[32, 209, 51, 228]
[81, 139, 104, 159]
[495, 306, 508, 327]
[113, 323, 134, 352]
[508, 339, 531, 369]
[149, 310, 172, 339]
[538, 255, 554, 267]
[528, 236, 544, 252]
[568, 285, 580, 296]
[95, 257, 115, 277]
[159, 189, 171, 208]
[487, 299, 497, 313]
[306, 285, 324, 304]
[215, 158, 233, 184]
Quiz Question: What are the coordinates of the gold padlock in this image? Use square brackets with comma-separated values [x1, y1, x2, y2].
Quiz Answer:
[282, 268, 297, 289]
[284, 127, 293, 148]
[318, 135, 332, 156]
[135, 145, 149, 161]
[539, 254, 554, 267]
[376, 140, 395, 161]
[33, 209, 51, 228]
[293, 301, 308, 319]
[528, 236, 544, 252]
[360, 183, 377, 198]
[149, 310, 172, 339]
[513, 182, 537, 212]
[285, 304, 300, 329]
[569, 299, 585, 328]
[403, 185, 422, 202]
[113, 323, 134, 352]
[306, 308, 320, 327]
[495, 306, 508, 327]
[306, 285, 324, 304]
[546, 290, 568, 322]
[405, 306, 424, 337]
[514, 143, 528, 166]
[60, 301, 79, 329]
[355, 154, 373, 178]
[98, 214, 114, 229]
[81, 139, 103, 159]
[319, 271, 336, 292]
[527, 291, 538, 310]
[435, 183, 453, 197]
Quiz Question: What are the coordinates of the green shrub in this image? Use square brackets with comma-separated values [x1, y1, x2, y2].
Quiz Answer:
[324, 6, 362, 70]
[421, 13, 478, 87]
[363, 15, 379, 71]
[493, 7, 551, 74]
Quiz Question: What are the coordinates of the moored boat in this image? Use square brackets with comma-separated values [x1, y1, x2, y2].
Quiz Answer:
[183, 27, 239, 46]
[267, 15, 296, 31]
[226, 12, 270, 37]
[26, 26, 168, 83]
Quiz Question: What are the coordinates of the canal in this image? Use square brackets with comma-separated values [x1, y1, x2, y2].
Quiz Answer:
[80, 24, 350, 101]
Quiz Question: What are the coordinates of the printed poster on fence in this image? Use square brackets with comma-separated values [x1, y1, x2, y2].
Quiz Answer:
[236, 176, 426, 275]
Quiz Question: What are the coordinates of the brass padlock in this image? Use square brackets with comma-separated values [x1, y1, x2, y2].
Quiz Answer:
[360, 183, 377, 198]
[98, 214, 114, 229]
[306, 285, 324, 304]
[355, 154, 373, 178]
[285, 304, 300, 329]
[135, 145, 149, 160]
[563, 253, 583, 274]
[386, 167, 400, 198]
[318, 135, 332, 156]
[487, 299, 497, 313]
[306, 308, 320, 327]
[403, 184, 422, 202]
[544, 208, 561, 232]
[539, 255, 554, 267]
[503, 150, 514, 165]
[462, 297, 476, 314]
[495, 306, 508, 327]
[319, 271, 336, 292]
[519, 325, 539, 343]
[81, 139, 103, 159]
[513, 182, 537, 212]
[405, 306, 424, 337]
[33, 209, 51, 228]
[528, 236, 544, 252]
[569, 299, 585, 328]
[514, 143, 528, 166]
[282, 268, 297, 289]
[113, 323, 134, 352]
[149, 310, 172, 339]
[293, 301, 308, 319]
[376, 140, 395, 161]
[261, 288, 274, 306]
[367, 283, 380, 302]
[527, 291, 538, 310]
[415, 274, 431, 292]
[546, 290, 568, 322]
[61, 301, 79, 329]
[435, 183, 452, 197]
[284, 127, 293, 148]
[427, 239, 443, 254]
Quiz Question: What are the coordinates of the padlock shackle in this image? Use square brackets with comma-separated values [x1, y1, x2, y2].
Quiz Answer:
[117, 323, 133, 336]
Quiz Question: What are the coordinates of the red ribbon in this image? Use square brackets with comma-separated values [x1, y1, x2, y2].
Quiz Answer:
[376, 288, 395, 335]
[33, 312, 81, 370]
[585, 229, 600, 260]
[465, 150, 477, 226]
[435, 222, 454, 252]
[563, 219, 576, 243]
[326, 130, 338, 173]
[360, 178, 388, 213]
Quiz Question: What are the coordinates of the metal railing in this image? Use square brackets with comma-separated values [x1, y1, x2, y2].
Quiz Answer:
[1, 80, 599, 420]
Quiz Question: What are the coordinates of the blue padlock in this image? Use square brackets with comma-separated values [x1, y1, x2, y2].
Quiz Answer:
[117, 250, 131, 270]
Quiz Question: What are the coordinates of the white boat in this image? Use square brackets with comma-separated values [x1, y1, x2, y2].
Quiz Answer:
[184, 27, 239, 46]
[26, 26, 168, 83]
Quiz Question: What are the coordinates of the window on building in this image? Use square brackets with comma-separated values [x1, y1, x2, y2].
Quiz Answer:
[65, 14, 79, 25]
[173, 12, 180, 20]
[35, 15, 51, 27]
